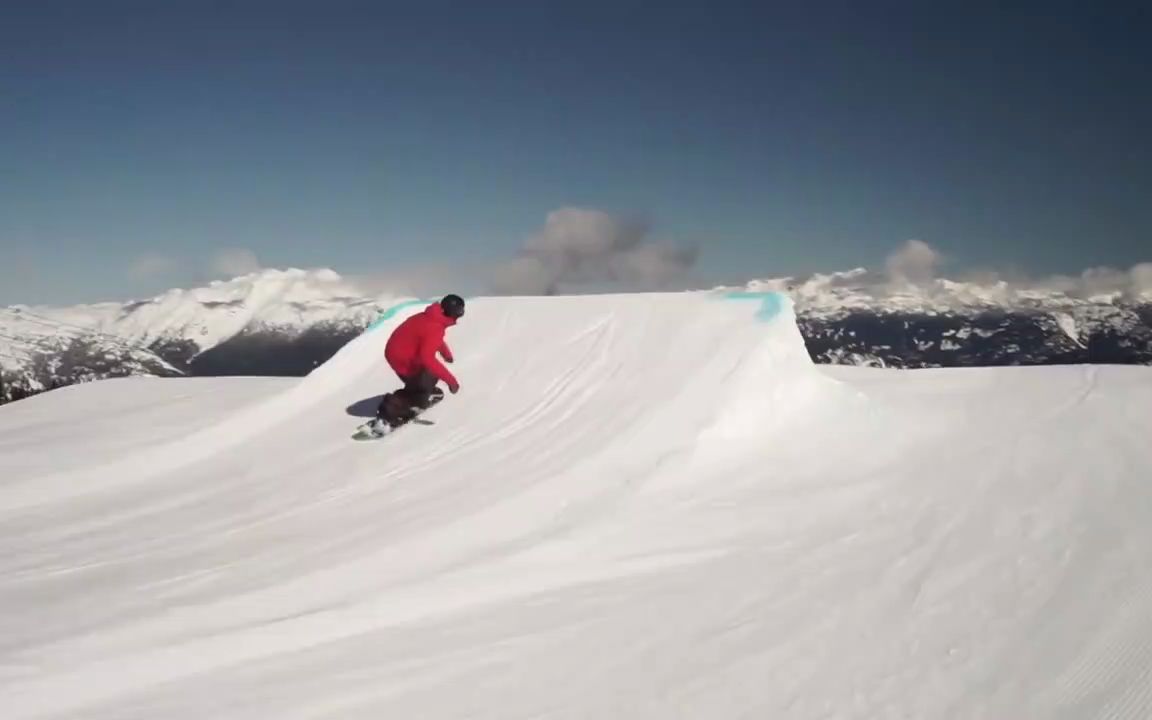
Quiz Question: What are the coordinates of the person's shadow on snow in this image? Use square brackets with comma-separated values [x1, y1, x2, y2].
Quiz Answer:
[346, 395, 384, 418]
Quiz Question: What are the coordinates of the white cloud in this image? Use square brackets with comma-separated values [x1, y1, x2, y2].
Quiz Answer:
[1131, 263, 1152, 295]
[490, 208, 698, 294]
[885, 239, 942, 286]
[610, 243, 700, 287]
[1046, 262, 1152, 300]
[523, 208, 646, 259]
[490, 256, 556, 296]
[878, 239, 1150, 301]
[347, 262, 479, 299]
[128, 253, 178, 280]
[759, 237, 1151, 307]
[210, 248, 262, 278]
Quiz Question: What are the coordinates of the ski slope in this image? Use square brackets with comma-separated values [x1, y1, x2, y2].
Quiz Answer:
[2, 290, 1151, 719]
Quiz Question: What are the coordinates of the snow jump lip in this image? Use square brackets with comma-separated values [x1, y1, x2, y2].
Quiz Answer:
[719, 290, 786, 321]
[364, 298, 437, 331]
[364, 289, 788, 331]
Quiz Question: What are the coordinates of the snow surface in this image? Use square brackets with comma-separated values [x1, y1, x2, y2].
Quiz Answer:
[2, 290, 1152, 719]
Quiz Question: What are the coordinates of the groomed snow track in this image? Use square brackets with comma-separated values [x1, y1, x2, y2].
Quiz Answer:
[2, 291, 1151, 719]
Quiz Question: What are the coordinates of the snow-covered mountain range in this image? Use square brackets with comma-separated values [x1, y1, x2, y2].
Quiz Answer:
[0, 269, 399, 400]
[749, 268, 1152, 368]
[2, 266, 1150, 403]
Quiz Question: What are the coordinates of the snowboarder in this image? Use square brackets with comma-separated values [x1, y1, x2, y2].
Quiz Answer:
[371, 294, 465, 432]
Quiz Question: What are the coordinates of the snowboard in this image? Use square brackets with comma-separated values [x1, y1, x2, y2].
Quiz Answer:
[351, 416, 434, 440]
[351, 392, 442, 440]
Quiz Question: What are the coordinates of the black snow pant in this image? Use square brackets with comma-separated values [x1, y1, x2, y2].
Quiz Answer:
[376, 369, 443, 426]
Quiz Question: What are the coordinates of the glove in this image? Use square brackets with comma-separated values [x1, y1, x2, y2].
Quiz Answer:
[447, 379, 460, 394]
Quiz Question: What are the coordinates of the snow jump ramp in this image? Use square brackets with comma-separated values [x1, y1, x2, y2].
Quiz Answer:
[2, 290, 1152, 719]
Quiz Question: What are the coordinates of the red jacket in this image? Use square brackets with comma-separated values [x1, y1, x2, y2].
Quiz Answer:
[384, 302, 458, 386]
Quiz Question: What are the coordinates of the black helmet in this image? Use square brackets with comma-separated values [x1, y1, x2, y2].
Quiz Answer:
[440, 293, 465, 319]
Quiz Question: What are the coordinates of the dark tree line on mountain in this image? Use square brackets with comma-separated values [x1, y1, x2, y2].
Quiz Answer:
[0, 324, 361, 406]
[148, 337, 200, 369]
[0, 373, 69, 406]
[797, 306, 1152, 368]
[0, 364, 67, 406]
[186, 324, 362, 376]
[0, 336, 181, 407]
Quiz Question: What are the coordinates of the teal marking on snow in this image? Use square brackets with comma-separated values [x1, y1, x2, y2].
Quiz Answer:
[366, 295, 474, 332]
[720, 291, 785, 321]
[366, 299, 432, 332]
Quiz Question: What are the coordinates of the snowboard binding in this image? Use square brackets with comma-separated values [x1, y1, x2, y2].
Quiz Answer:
[354, 387, 445, 440]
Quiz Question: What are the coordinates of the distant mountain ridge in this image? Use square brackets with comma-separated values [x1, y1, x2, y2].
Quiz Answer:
[0, 269, 400, 400]
[9, 268, 386, 349]
[2, 267, 1150, 404]
[746, 266, 1152, 315]
[745, 268, 1152, 368]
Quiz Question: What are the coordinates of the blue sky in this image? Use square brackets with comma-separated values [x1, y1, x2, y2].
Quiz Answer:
[2, 0, 1150, 304]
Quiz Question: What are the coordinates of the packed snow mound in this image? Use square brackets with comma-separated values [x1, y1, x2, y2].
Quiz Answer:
[2, 290, 1152, 719]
